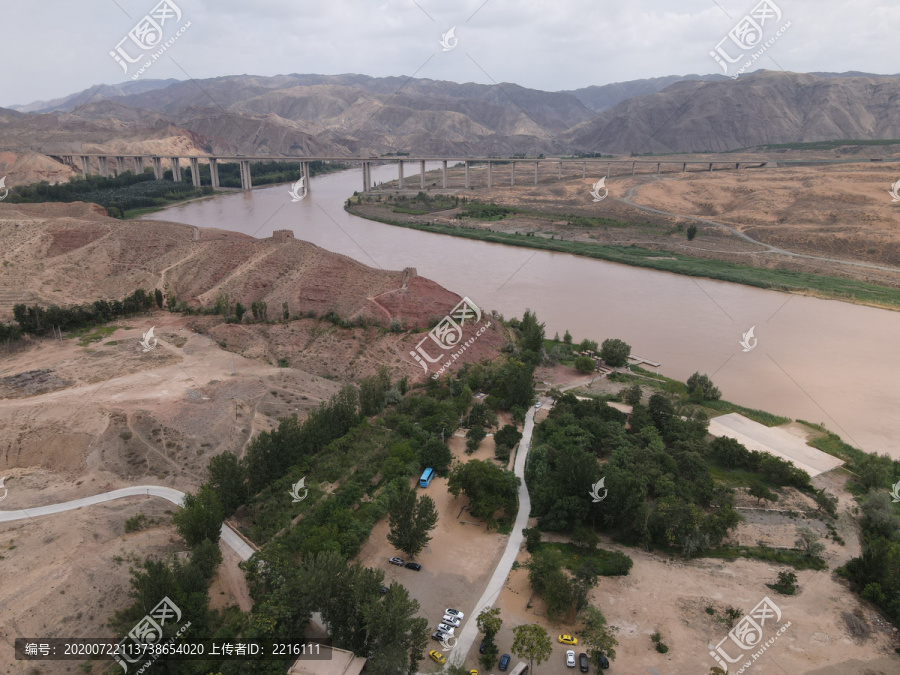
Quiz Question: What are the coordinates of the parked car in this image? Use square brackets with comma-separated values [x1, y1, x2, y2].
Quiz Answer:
[405, 562, 422, 571]
[578, 653, 589, 672]
[445, 608, 465, 619]
[479, 639, 486, 654]
[432, 631, 447, 642]
[388, 557, 404, 566]
[558, 634, 578, 645]
[437, 623, 455, 635]
[441, 614, 461, 627]
[429, 650, 446, 664]
[469, 671, 478, 675]
[534, 401, 542, 409]
[380, 585, 389, 594]
[566, 650, 576, 668]
[499, 654, 511, 671]
[598, 654, 610, 669]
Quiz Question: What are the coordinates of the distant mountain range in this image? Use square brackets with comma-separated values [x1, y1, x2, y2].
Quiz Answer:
[4, 71, 900, 159]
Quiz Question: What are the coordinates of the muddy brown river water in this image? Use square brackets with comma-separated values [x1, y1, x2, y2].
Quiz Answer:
[147, 164, 900, 458]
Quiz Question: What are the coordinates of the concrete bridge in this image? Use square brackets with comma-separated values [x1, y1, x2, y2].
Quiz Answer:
[53, 153, 780, 193]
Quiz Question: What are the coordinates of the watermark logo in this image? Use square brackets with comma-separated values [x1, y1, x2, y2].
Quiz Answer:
[890, 179, 900, 203]
[709, 1, 790, 79]
[410, 297, 490, 379]
[740, 326, 758, 352]
[288, 176, 307, 202]
[0, 176, 8, 201]
[589, 177, 608, 202]
[440, 634, 458, 651]
[709, 596, 790, 674]
[589, 477, 607, 502]
[109, 0, 192, 81]
[890, 480, 900, 503]
[0, 476, 7, 502]
[440, 26, 458, 51]
[289, 476, 308, 502]
[114, 596, 191, 673]
[140, 326, 158, 352]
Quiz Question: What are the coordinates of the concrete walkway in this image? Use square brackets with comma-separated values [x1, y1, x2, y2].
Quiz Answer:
[0, 485, 255, 560]
[448, 398, 543, 667]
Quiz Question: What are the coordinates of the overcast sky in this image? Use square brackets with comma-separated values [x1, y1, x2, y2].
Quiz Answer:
[2, 0, 897, 107]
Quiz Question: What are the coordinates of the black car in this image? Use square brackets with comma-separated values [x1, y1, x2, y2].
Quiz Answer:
[598, 653, 610, 669]
[405, 562, 422, 571]
[499, 653, 511, 671]
[432, 631, 447, 642]
[578, 652, 589, 672]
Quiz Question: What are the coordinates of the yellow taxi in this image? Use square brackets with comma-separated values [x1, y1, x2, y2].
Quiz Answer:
[429, 650, 446, 664]
[558, 634, 578, 645]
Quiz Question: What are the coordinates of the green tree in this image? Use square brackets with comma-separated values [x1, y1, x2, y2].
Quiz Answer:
[519, 309, 546, 355]
[748, 480, 778, 506]
[686, 372, 721, 401]
[563, 330, 572, 344]
[523, 527, 542, 553]
[387, 485, 439, 558]
[578, 339, 599, 353]
[579, 606, 618, 666]
[154, 288, 163, 309]
[687, 224, 698, 240]
[511, 623, 553, 674]
[477, 607, 503, 670]
[234, 301, 246, 322]
[621, 383, 642, 406]
[173, 485, 225, 548]
[466, 425, 487, 453]
[207, 451, 248, 516]
[599, 338, 631, 368]
[574, 355, 595, 374]
[572, 526, 600, 550]
[448, 460, 520, 528]
[282, 301, 290, 321]
[795, 526, 825, 558]
[420, 437, 453, 474]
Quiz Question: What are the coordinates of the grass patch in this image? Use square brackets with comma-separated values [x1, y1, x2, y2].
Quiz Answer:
[704, 544, 827, 570]
[74, 325, 121, 346]
[701, 399, 791, 427]
[347, 205, 900, 309]
[538, 541, 634, 576]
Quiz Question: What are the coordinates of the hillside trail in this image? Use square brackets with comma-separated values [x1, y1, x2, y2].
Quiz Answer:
[619, 175, 900, 274]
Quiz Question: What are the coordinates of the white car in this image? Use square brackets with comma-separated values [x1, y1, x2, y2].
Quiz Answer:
[445, 608, 465, 619]
[534, 401, 542, 409]
[441, 615, 461, 627]
[566, 650, 576, 668]
[437, 623, 456, 635]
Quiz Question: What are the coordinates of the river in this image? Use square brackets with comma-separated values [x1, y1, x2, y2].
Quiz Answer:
[146, 163, 900, 459]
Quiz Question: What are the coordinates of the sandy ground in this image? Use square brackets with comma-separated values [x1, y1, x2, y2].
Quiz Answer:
[354, 434, 510, 672]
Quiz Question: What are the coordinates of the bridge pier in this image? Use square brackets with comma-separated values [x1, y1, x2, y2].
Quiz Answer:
[487, 161, 492, 188]
[683, 163, 686, 172]
[152, 157, 163, 180]
[736, 163, 741, 170]
[170, 157, 181, 182]
[709, 163, 713, 171]
[442, 161, 448, 189]
[240, 160, 252, 190]
[80, 155, 90, 176]
[464, 161, 469, 189]
[190, 158, 201, 187]
[363, 162, 370, 193]
[303, 162, 311, 193]
[135, 156, 144, 174]
[115, 156, 126, 176]
[511, 161, 515, 186]
[583, 163, 586, 179]
[534, 162, 538, 185]
[656, 162, 660, 174]
[632, 162, 636, 176]
[607, 162, 611, 178]
[209, 158, 219, 188]
[398, 160, 404, 190]
[420, 160, 426, 189]
[98, 156, 109, 177]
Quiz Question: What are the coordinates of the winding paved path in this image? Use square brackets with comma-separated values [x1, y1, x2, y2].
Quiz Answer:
[448, 398, 543, 667]
[0, 485, 255, 560]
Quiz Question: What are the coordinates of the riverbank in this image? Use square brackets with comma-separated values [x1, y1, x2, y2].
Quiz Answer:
[345, 199, 900, 310]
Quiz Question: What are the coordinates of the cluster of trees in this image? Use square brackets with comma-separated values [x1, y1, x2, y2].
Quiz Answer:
[448, 459, 520, 529]
[7, 170, 210, 216]
[527, 392, 743, 556]
[387, 485, 438, 558]
[708, 436, 811, 490]
[12, 289, 158, 336]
